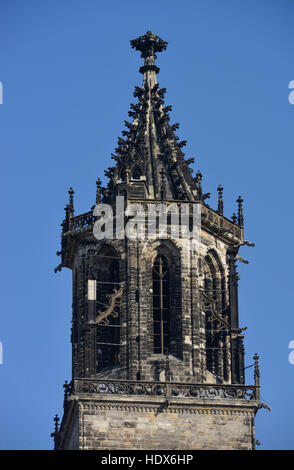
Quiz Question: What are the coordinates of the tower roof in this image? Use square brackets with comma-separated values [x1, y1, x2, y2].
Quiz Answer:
[104, 31, 201, 202]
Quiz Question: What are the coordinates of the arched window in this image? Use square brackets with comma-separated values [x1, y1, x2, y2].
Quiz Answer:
[96, 247, 121, 373]
[131, 165, 142, 180]
[152, 254, 170, 354]
[204, 253, 229, 381]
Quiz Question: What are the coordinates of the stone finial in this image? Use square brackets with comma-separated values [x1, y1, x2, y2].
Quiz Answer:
[63, 380, 71, 400]
[254, 353, 260, 386]
[159, 168, 166, 200]
[130, 31, 167, 76]
[236, 196, 244, 227]
[130, 31, 167, 59]
[68, 187, 74, 230]
[54, 414, 59, 433]
[195, 170, 202, 199]
[232, 212, 237, 224]
[50, 413, 60, 441]
[217, 185, 224, 215]
[96, 178, 102, 204]
[61, 204, 70, 234]
[68, 187, 74, 213]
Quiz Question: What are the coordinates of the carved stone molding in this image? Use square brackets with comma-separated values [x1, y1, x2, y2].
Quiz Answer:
[78, 402, 254, 416]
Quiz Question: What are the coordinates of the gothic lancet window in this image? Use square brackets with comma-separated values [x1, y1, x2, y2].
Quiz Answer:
[204, 253, 229, 381]
[152, 254, 171, 354]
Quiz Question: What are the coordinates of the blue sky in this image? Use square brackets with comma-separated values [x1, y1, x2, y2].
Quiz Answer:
[0, 0, 293, 450]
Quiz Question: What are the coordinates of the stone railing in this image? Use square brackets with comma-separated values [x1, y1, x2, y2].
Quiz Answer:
[125, 199, 243, 240]
[64, 202, 242, 241]
[71, 211, 96, 230]
[201, 205, 242, 239]
[73, 379, 259, 402]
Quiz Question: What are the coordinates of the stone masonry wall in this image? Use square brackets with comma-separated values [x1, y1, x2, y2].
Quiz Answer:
[68, 398, 256, 450]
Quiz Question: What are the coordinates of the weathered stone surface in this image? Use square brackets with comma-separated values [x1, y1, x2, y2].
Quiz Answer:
[54, 31, 262, 452]
[58, 395, 256, 450]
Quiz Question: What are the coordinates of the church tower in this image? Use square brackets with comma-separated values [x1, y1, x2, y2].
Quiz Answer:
[52, 31, 263, 450]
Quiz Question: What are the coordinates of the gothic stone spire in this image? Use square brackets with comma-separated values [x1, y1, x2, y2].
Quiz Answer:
[106, 31, 198, 202]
